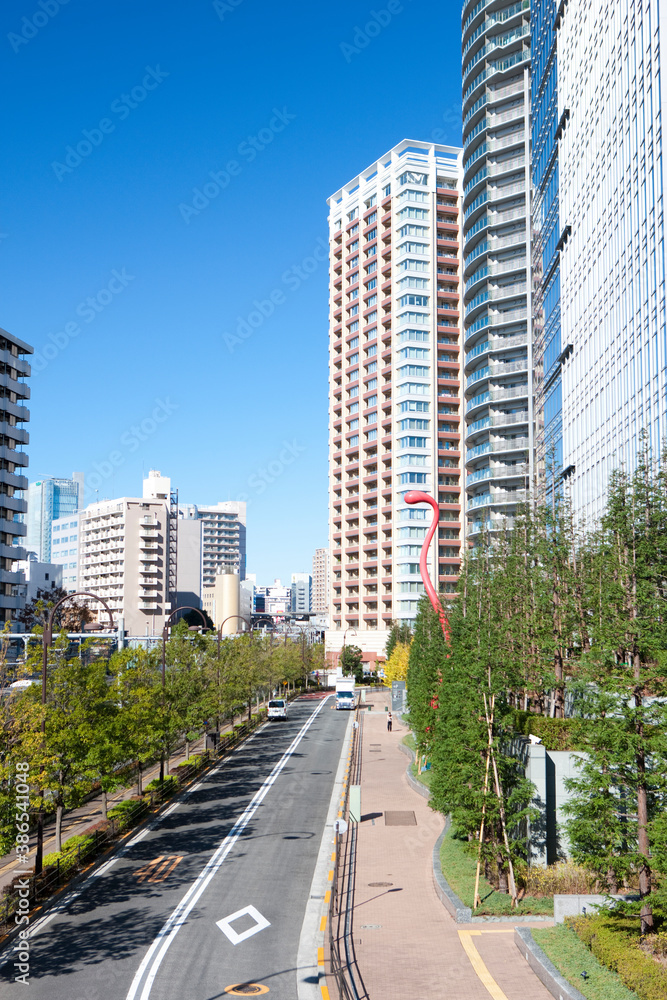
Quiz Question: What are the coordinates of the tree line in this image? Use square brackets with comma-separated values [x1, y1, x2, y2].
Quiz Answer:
[406, 439, 667, 932]
[0, 622, 323, 854]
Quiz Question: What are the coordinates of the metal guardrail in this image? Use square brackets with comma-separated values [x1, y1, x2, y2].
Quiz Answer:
[328, 709, 367, 1000]
[0, 711, 267, 934]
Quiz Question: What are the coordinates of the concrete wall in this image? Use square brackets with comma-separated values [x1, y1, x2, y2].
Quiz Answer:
[515, 739, 585, 866]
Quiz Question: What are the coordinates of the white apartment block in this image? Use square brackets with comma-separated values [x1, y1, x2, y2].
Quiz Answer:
[327, 140, 463, 665]
[180, 501, 246, 586]
[558, 0, 667, 516]
[311, 547, 329, 614]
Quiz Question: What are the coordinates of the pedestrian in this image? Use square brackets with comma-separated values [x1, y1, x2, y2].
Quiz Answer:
[387, 712, 392, 732]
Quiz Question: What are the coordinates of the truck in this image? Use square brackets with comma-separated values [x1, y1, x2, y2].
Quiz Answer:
[335, 677, 356, 710]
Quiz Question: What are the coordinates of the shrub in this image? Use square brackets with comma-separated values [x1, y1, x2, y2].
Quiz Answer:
[521, 861, 597, 896]
[144, 776, 178, 796]
[568, 914, 667, 1000]
[505, 711, 588, 751]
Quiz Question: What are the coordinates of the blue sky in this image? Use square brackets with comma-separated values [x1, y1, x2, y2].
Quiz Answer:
[1, 0, 463, 584]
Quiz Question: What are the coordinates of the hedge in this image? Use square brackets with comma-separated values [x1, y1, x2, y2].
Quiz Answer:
[568, 914, 667, 1000]
[143, 775, 178, 796]
[506, 711, 588, 750]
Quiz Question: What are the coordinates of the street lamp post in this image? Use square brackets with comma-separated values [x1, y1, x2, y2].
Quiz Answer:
[160, 606, 208, 782]
[215, 615, 253, 726]
[36, 591, 115, 876]
[341, 625, 357, 677]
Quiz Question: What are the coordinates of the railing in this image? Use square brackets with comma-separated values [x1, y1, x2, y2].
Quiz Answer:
[328, 710, 366, 999]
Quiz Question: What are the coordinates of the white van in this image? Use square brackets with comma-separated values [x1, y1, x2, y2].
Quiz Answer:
[267, 698, 287, 721]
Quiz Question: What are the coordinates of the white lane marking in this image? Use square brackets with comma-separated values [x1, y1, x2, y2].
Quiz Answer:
[162, 802, 180, 817]
[92, 857, 120, 878]
[190, 782, 204, 792]
[127, 828, 151, 847]
[125, 697, 331, 1000]
[216, 905, 270, 945]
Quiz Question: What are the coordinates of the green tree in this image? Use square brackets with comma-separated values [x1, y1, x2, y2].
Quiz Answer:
[340, 644, 363, 683]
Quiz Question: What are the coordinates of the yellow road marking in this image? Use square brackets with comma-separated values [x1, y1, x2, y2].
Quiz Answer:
[327, 869, 333, 881]
[458, 930, 510, 1000]
[331, 851, 336, 862]
[324, 890, 331, 904]
[135, 855, 183, 884]
[321, 986, 330, 999]
[319, 915, 327, 932]
[317, 946, 324, 966]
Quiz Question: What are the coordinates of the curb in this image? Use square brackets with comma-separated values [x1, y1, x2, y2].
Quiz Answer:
[514, 927, 588, 1000]
[397, 740, 430, 799]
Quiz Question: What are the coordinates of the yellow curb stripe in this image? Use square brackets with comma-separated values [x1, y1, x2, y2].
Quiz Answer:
[319, 915, 327, 932]
[458, 931, 510, 1000]
[331, 851, 336, 862]
[320, 986, 330, 1000]
[327, 869, 333, 881]
[317, 946, 324, 966]
[324, 890, 331, 903]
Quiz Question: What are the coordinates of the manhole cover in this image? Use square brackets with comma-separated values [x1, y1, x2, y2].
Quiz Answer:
[368, 881, 393, 887]
[225, 985, 269, 996]
[384, 811, 417, 826]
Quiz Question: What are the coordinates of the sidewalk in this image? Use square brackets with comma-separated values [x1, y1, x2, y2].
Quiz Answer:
[0, 701, 266, 895]
[349, 688, 555, 1000]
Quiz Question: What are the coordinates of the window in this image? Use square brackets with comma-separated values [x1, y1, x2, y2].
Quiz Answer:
[399, 418, 430, 430]
[349, 223, 359, 235]
[348, 207, 358, 221]
[397, 525, 428, 538]
[397, 364, 429, 377]
[347, 368, 359, 381]
[398, 188, 429, 204]
[398, 294, 429, 307]
[366, 277, 377, 290]
[398, 276, 429, 290]
[398, 225, 429, 239]
[348, 305, 359, 316]
[348, 239, 359, 252]
[364, 245, 377, 258]
[399, 400, 429, 412]
[348, 418, 359, 430]
[398, 329, 429, 343]
[348, 352, 359, 365]
[365, 228, 377, 242]
[365, 294, 378, 307]
[397, 258, 429, 272]
[366, 210, 377, 223]
[398, 206, 429, 220]
[365, 311, 377, 324]
[398, 454, 427, 467]
[349, 321, 359, 332]
[349, 435, 359, 446]
[365, 394, 378, 408]
[366, 261, 377, 274]
[397, 242, 428, 256]
[366, 377, 378, 389]
[383, 184, 391, 197]
[399, 582, 425, 592]
[365, 194, 377, 208]
[399, 472, 427, 484]
[398, 544, 422, 556]
[365, 361, 377, 373]
[397, 312, 428, 326]
[366, 428, 378, 441]
[398, 435, 427, 448]
[364, 412, 377, 424]
[348, 255, 359, 268]
[348, 336, 359, 348]
[399, 346, 429, 360]
[348, 386, 359, 398]
[347, 271, 359, 285]
[399, 170, 427, 186]
[348, 288, 358, 300]
[366, 344, 377, 357]
[348, 402, 359, 413]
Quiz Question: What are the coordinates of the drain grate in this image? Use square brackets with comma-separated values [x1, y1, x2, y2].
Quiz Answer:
[368, 881, 393, 887]
[369, 744, 382, 752]
[384, 810, 417, 826]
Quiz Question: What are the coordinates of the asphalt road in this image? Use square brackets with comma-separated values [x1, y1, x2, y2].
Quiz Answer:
[0, 694, 348, 1000]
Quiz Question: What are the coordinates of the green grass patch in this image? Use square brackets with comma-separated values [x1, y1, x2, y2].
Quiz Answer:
[439, 827, 553, 916]
[410, 761, 433, 788]
[567, 914, 667, 1000]
[401, 733, 416, 751]
[533, 924, 640, 1000]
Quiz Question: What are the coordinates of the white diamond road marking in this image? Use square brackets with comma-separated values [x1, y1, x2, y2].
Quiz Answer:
[216, 905, 270, 945]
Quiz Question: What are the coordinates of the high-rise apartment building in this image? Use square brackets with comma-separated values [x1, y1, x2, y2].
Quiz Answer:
[290, 572, 311, 614]
[51, 512, 81, 591]
[179, 502, 246, 586]
[554, 0, 667, 516]
[25, 473, 83, 562]
[0, 328, 31, 621]
[312, 547, 329, 614]
[327, 140, 463, 662]
[461, 0, 533, 538]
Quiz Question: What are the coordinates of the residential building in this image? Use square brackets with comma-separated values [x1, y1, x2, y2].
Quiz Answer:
[555, 0, 667, 516]
[15, 557, 62, 603]
[78, 472, 172, 635]
[179, 501, 246, 586]
[311, 547, 329, 613]
[0, 327, 31, 621]
[175, 507, 203, 610]
[255, 579, 291, 616]
[461, 0, 533, 538]
[327, 140, 463, 665]
[25, 473, 83, 562]
[290, 572, 311, 614]
[51, 512, 81, 591]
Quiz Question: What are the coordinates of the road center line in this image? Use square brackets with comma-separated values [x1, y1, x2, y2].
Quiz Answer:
[125, 697, 331, 1000]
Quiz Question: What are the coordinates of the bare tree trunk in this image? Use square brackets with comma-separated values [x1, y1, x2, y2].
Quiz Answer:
[137, 763, 143, 797]
[101, 789, 108, 820]
[635, 653, 654, 933]
[55, 802, 63, 853]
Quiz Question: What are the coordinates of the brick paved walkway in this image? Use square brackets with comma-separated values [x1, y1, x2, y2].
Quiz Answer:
[350, 688, 554, 1000]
